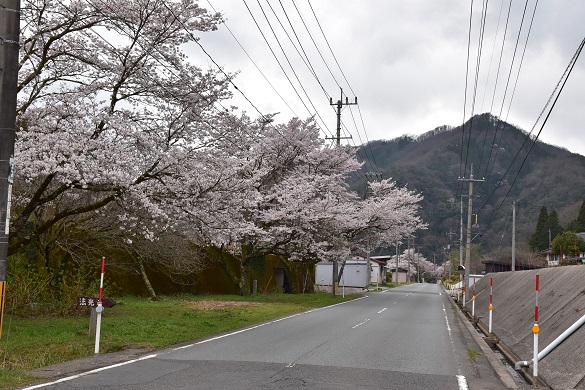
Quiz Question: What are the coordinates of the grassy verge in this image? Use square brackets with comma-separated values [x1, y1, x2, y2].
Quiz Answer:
[0, 292, 357, 389]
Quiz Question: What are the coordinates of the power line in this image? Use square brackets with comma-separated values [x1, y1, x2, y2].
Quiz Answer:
[481, 36, 585, 230]
[242, 0, 333, 137]
[161, 2, 268, 122]
[301, 0, 380, 172]
[459, 0, 475, 185]
[206, 0, 300, 119]
[479, 0, 515, 179]
[503, 0, 539, 121]
[275, 0, 329, 98]
[477, 0, 538, 197]
[290, 0, 341, 89]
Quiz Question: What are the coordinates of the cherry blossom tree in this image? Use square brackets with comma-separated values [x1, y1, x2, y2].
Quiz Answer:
[189, 116, 427, 293]
[10, 0, 429, 297]
[189, 117, 363, 293]
[12, 0, 228, 257]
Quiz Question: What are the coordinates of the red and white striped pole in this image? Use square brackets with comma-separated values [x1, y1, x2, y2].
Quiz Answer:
[471, 277, 476, 317]
[488, 277, 493, 333]
[533, 274, 540, 385]
[94, 257, 105, 354]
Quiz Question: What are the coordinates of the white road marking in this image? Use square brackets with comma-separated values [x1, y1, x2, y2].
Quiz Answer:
[377, 308, 387, 314]
[286, 363, 296, 368]
[23, 296, 370, 389]
[352, 318, 370, 328]
[175, 295, 368, 349]
[21, 354, 158, 390]
[457, 374, 469, 389]
[442, 301, 467, 387]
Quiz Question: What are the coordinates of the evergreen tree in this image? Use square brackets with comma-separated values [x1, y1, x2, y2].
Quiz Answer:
[545, 209, 564, 244]
[529, 206, 549, 251]
[568, 199, 585, 233]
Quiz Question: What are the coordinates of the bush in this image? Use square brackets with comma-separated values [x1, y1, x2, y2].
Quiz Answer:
[5, 255, 103, 317]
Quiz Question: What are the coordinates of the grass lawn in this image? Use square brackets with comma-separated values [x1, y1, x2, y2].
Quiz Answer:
[0, 292, 358, 389]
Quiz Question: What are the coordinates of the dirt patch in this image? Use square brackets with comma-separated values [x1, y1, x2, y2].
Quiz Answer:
[190, 300, 261, 310]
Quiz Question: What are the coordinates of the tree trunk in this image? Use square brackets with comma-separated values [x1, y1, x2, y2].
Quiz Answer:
[135, 255, 157, 301]
[238, 260, 249, 295]
[337, 259, 347, 283]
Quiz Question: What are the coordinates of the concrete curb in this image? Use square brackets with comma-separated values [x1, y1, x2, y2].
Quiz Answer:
[446, 292, 520, 389]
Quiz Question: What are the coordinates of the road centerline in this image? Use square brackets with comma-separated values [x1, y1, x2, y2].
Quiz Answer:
[352, 318, 370, 328]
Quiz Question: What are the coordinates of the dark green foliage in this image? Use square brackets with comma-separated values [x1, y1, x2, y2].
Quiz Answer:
[529, 207, 549, 251]
[6, 254, 102, 317]
[567, 199, 585, 233]
[545, 210, 564, 243]
[551, 231, 585, 257]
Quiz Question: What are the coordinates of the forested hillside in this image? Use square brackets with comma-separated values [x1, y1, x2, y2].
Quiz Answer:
[354, 113, 585, 268]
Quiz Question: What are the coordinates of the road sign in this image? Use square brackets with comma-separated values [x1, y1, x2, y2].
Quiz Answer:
[77, 296, 116, 308]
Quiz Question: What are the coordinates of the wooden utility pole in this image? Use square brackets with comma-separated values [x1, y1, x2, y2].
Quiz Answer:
[0, 0, 21, 283]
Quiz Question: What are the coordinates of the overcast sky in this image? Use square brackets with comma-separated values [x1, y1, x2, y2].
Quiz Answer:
[191, 1, 585, 156]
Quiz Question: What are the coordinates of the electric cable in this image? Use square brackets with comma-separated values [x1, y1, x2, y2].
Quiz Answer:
[477, 0, 538, 197]
[206, 0, 301, 120]
[476, 0, 538, 192]
[481, 37, 585, 231]
[302, 0, 381, 173]
[161, 2, 269, 122]
[242, 0, 332, 137]
[274, 0, 330, 99]
[459, 0, 475, 182]
[462, 0, 489, 182]
[479, 0, 516, 180]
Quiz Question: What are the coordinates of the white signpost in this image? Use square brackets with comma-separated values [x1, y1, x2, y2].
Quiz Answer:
[95, 257, 106, 355]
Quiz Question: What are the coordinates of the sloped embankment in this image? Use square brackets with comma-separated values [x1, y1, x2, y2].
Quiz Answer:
[468, 266, 585, 389]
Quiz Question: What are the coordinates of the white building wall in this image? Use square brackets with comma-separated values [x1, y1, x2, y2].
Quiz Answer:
[315, 261, 369, 288]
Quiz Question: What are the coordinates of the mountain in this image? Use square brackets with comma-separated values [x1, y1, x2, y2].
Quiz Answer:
[354, 113, 585, 266]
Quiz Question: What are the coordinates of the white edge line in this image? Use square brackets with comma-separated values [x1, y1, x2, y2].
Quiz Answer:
[21, 354, 158, 390]
[457, 374, 469, 389]
[23, 296, 368, 389]
[443, 301, 467, 388]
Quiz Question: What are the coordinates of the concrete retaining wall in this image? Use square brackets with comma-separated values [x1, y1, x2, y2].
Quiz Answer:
[466, 266, 585, 389]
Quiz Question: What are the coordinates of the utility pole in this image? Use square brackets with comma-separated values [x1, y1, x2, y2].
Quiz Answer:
[327, 88, 356, 146]
[512, 200, 516, 271]
[459, 196, 464, 269]
[0, 0, 21, 284]
[395, 242, 400, 284]
[407, 238, 411, 282]
[366, 240, 370, 288]
[458, 165, 484, 306]
[363, 171, 381, 288]
[414, 245, 420, 283]
[329, 88, 357, 297]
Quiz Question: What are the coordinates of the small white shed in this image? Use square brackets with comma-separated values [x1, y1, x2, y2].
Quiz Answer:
[315, 258, 380, 288]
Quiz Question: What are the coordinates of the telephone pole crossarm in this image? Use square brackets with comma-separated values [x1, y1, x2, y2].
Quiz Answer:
[326, 88, 357, 146]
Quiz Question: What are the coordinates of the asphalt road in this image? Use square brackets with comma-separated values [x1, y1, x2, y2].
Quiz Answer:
[24, 284, 512, 389]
